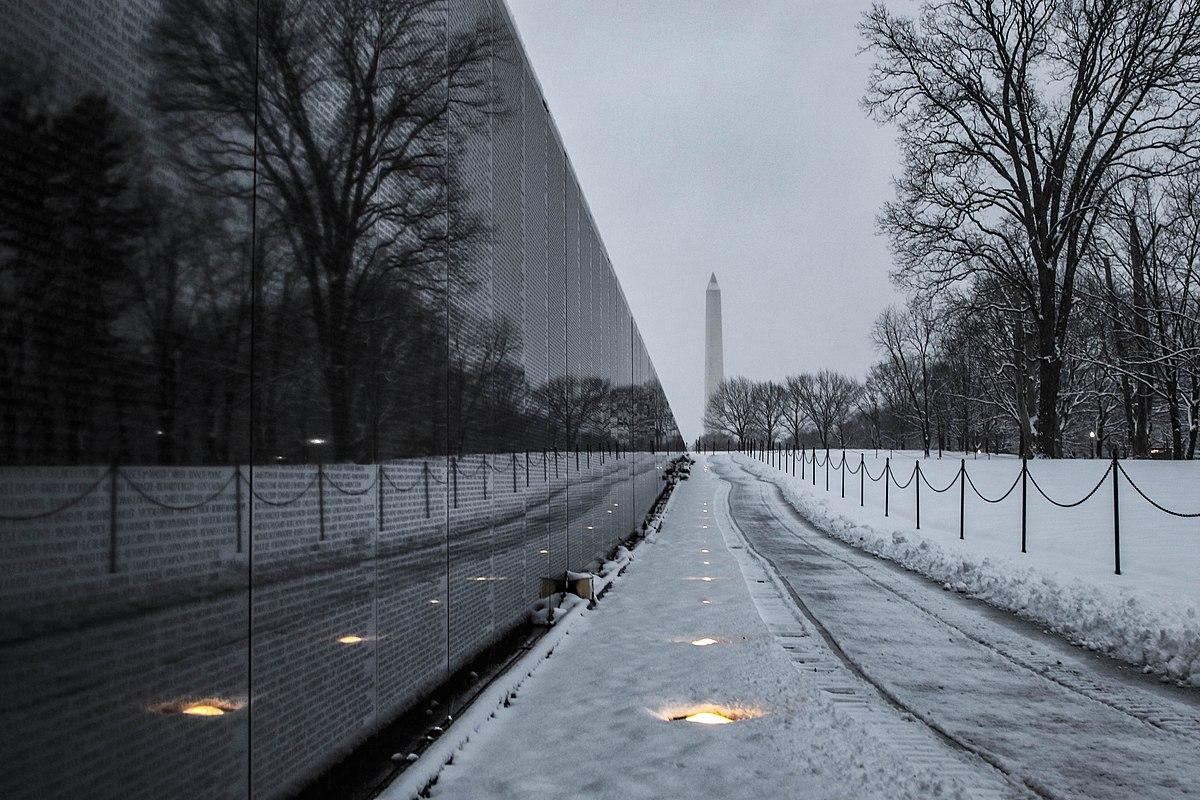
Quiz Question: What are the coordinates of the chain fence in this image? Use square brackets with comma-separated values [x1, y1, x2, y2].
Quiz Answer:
[0, 449, 658, 576]
[719, 441, 1200, 576]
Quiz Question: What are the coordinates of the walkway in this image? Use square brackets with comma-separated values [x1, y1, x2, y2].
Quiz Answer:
[404, 457, 972, 799]
[386, 455, 1200, 799]
[713, 454, 1200, 800]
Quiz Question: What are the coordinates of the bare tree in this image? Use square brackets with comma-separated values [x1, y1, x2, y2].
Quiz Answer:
[751, 381, 788, 445]
[863, 0, 1200, 456]
[783, 375, 811, 447]
[872, 301, 941, 454]
[794, 370, 862, 449]
[704, 377, 757, 446]
[151, 0, 495, 460]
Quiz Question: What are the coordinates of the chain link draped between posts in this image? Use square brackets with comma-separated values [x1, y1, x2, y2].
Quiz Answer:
[1116, 463, 1200, 518]
[743, 447, 1200, 577]
[1, 449, 616, 575]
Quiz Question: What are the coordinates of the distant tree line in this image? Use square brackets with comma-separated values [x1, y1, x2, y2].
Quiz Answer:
[0, 0, 682, 466]
[855, 0, 1200, 459]
[704, 0, 1200, 459]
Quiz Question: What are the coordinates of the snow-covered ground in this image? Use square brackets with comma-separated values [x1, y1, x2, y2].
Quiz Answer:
[733, 449, 1200, 685]
[714, 455, 1200, 800]
[390, 458, 970, 800]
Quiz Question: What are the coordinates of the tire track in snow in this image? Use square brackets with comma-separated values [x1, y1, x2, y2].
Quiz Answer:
[711, 471, 1042, 800]
[713, 456, 1200, 800]
[736, 459, 1200, 745]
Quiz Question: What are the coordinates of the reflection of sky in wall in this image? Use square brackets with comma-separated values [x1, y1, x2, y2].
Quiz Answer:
[508, 0, 901, 442]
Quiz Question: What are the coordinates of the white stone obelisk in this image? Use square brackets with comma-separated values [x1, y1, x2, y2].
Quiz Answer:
[704, 273, 724, 431]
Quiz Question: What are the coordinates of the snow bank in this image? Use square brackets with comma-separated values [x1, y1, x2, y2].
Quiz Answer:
[729, 454, 1200, 686]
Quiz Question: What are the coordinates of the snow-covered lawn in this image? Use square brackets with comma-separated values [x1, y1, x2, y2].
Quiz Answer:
[731, 450, 1200, 685]
[393, 458, 964, 799]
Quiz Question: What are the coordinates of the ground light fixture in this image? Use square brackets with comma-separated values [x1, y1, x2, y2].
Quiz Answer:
[700, 549, 709, 553]
[182, 704, 226, 717]
[337, 635, 365, 645]
[681, 711, 734, 725]
[154, 697, 243, 717]
[662, 705, 761, 725]
[690, 637, 718, 646]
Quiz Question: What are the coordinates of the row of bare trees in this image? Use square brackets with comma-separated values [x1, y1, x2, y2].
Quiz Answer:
[705, 0, 1200, 459]
[0, 0, 683, 466]
[703, 372, 862, 449]
[857, 0, 1200, 458]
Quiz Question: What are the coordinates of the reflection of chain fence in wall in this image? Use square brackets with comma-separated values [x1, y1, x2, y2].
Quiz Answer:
[0, 0, 685, 795]
[0, 451, 674, 800]
[741, 444, 1200, 576]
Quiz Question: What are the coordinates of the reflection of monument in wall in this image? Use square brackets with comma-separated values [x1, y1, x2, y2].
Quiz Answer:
[704, 273, 724, 431]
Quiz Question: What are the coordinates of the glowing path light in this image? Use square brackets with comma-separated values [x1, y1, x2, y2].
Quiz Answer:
[682, 711, 734, 725]
[181, 704, 226, 717]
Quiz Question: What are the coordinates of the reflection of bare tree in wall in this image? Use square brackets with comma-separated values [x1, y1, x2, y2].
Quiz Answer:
[151, 0, 494, 461]
[0, 74, 151, 464]
[448, 315, 538, 454]
[535, 376, 613, 451]
[129, 187, 253, 464]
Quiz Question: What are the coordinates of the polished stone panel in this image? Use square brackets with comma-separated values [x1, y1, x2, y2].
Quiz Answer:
[0, 1, 683, 798]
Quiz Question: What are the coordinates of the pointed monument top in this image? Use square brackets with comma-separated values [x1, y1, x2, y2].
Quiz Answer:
[708, 272, 719, 289]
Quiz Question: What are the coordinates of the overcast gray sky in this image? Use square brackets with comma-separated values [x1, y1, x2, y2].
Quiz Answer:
[507, 0, 904, 443]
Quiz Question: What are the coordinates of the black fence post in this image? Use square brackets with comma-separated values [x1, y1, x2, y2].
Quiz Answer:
[813, 447, 817, 487]
[235, 464, 243, 554]
[1113, 454, 1122, 576]
[423, 461, 430, 518]
[109, 460, 119, 573]
[860, 453, 865, 507]
[884, 457, 890, 517]
[801, 447, 806, 480]
[1020, 458, 1027, 553]
[840, 451, 846, 498]
[317, 463, 326, 541]
[959, 458, 965, 540]
[915, 462, 921, 530]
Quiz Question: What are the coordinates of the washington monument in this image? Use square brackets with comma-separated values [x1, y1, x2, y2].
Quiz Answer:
[704, 273, 724, 430]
